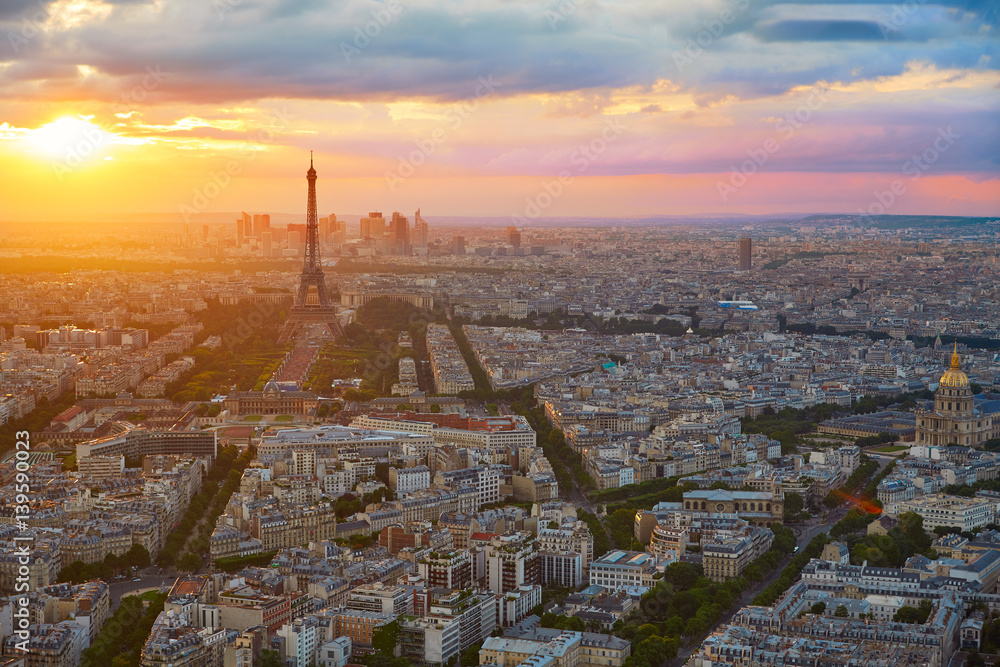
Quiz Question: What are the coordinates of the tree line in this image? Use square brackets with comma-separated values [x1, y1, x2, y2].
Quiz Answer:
[81, 591, 166, 667]
[58, 544, 151, 584]
[157, 445, 256, 571]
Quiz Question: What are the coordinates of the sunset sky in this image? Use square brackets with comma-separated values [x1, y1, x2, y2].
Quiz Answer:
[0, 0, 998, 221]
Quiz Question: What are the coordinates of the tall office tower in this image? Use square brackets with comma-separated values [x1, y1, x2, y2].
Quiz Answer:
[241, 212, 251, 242]
[252, 214, 270, 237]
[203, 225, 210, 241]
[506, 226, 521, 248]
[320, 214, 337, 243]
[413, 208, 429, 252]
[277, 154, 346, 343]
[389, 211, 410, 255]
[332, 216, 347, 247]
[288, 230, 301, 251]
[738, 237, 752, 271]
[453, 235, 466, 255]
[360, 211, 384, 241]
[262, 231, 272, 257]
[236, 217, 245, 247]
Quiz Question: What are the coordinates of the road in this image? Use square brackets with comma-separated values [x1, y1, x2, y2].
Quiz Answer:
[667, 454, 894, 666]
[667, 506, 847, 666]
[109, 575, 177, 610]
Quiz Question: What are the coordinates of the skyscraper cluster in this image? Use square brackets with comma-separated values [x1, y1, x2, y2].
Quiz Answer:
[236, 212, 271, 246]
[359, 209, 428, 256]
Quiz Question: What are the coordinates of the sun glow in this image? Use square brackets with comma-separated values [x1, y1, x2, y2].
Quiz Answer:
[26, 116, 111, 161]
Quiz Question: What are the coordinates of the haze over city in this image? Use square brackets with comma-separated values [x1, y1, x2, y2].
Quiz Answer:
[0, 0, 998, 221]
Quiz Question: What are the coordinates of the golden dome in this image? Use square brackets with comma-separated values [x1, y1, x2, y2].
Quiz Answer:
[939, 343, 969, 388]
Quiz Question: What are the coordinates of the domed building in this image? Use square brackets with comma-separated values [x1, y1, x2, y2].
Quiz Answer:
[223, 378, 318, 416]
[915, 344, 1000, 447]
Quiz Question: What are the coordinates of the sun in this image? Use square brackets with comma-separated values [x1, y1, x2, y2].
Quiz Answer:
[27, 116, 110, 160]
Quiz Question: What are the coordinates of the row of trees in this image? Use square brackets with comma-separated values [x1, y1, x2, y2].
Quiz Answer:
[607, 508, 642, 551]
[862, 459, 897, 501]
[215, 550, 279, 573]
[510, 402, 587, 495]
[157, 445, 256, 571]
[753, 532, 830, 606]
[611, 523, 798, 659]
[81, 591, 166, 667]
[577, 509, 611, 558]
[58, 544, 151, 584]
[589, 475, 687, 505]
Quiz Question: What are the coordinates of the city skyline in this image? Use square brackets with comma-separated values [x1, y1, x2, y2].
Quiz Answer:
[0, 0, 997, 221]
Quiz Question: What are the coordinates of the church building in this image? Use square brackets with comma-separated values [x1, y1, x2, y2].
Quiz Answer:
[915, 345, 1000, 447]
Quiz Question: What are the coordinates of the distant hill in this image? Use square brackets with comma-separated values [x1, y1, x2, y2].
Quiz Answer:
[799, 214, 999, 229]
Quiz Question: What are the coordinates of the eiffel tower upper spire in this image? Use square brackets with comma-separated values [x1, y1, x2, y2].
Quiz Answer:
[304, 152, 321, 275]
[278, 154, 346, 344]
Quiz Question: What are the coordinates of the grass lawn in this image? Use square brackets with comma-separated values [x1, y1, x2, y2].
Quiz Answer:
[876, 445, 909, 453]
[243, 415, 263, 422]
[273, 415, 294, 422]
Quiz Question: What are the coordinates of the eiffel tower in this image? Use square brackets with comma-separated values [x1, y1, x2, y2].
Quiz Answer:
[277, 154, 346, 344]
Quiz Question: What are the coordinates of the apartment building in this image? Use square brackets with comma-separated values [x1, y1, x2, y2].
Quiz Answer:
[702, 526, 774, 582]
[347, 583, 413, 616]
[390, 465, 431, 495]
[896, 494, 997, 531]
[588, 551, 657, 591]
[485, 534, 540, 595]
